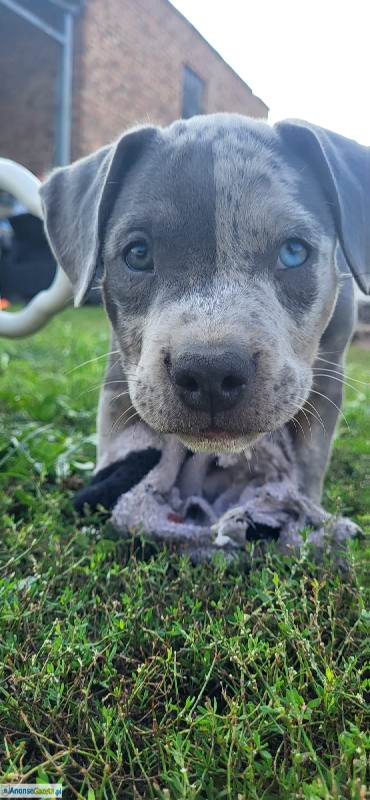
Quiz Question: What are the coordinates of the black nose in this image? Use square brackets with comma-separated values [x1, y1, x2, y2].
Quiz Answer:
[169, 348, 255, 414]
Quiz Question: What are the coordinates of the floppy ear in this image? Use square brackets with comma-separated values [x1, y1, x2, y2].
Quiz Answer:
[276, 119, 370, 295]
[39, 126, 158, 306]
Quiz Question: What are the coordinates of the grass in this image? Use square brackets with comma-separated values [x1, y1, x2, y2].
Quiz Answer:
[0, 307, 368, 800]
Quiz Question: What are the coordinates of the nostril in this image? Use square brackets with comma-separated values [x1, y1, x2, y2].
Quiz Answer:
[176, 371, 200, 393]
[221, 374, 245, 392]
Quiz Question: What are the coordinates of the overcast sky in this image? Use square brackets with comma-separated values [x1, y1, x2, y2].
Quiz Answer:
[171, 0, 369, 145]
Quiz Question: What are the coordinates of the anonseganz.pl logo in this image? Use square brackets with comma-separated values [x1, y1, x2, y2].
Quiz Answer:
[0, 786, 62, 798]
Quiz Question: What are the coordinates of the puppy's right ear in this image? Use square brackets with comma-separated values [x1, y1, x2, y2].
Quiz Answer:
[39, 126, 158, 306]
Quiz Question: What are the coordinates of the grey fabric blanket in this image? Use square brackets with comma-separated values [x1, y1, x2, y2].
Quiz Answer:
[102, 422, 360, 562]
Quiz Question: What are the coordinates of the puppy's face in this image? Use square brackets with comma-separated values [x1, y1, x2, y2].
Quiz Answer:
[101, 116, 339, 452]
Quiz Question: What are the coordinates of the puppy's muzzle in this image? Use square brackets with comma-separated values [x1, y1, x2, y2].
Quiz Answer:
[168, 346, 256, 415]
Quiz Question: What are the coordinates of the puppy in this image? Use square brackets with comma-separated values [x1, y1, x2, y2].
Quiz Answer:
[40, 114, 369, 510]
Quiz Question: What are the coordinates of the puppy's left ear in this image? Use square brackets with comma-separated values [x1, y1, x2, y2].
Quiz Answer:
[276, 119, 370, 295]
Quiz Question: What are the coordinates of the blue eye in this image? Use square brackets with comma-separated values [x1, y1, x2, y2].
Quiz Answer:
[278, 239, 310, 269]
[124, 240, 153, 271]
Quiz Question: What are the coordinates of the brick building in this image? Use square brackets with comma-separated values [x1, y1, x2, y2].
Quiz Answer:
[0, 0, 268, 176]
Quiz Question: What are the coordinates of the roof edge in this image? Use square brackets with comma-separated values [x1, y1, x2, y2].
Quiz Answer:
[166, 0, 269, 113]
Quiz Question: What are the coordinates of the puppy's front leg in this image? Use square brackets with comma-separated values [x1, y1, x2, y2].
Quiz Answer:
[289, 279, 356, 503]
[96, 333, 140, 471]
[289, 370, 344, 503]
[74, 332, 163, 513]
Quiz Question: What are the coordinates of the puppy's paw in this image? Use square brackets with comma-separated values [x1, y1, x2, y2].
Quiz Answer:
[307, 516, 363, 549]
[74, 448, 161, 514]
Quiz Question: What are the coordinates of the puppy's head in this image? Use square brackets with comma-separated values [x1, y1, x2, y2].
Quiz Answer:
[41, 114, 370, 452]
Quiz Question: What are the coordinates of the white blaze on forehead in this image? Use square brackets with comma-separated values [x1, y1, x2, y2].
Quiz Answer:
[212, 130, 312, 263]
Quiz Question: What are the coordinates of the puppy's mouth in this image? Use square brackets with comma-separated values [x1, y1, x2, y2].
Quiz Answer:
[201, 428, 239, 441]
[200, 427, 263, 442]
[178, 428, 265, 453]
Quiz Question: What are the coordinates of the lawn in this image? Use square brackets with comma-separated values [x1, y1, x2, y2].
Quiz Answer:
[0, 307, 368, 800]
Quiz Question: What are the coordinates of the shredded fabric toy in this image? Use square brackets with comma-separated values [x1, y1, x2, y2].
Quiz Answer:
[74, 421, 361, 562]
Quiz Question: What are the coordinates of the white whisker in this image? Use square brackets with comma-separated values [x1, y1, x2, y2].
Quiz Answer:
[294, 397, 326, 433]
[313, 373, 367, 398]
[313, 366, 370, 387]
[309, 389, 350, 430]
[66, 350, 120, 375]
[108, 390, 132, 405]
[110, 400, 141, 433]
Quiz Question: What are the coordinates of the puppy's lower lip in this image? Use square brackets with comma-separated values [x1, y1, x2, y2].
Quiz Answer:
[181, 429, 267, 442]
[201, 429, 237, 441]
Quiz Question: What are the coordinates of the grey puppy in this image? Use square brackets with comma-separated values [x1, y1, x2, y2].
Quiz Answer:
[40, 114, 369, 505]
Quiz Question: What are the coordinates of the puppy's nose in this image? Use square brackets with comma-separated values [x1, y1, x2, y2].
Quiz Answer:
[170, 348, 255, 414]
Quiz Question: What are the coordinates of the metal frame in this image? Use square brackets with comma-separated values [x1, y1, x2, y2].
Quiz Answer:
[0, 158, 73, 337]
[56, 10, 73, 164]
[48, 1, 82, 12]
[0, 0, 77, 165]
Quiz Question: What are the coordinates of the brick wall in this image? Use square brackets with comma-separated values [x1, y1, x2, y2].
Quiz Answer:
[0, 0, 268, 174]
[74, 0, 268, 158]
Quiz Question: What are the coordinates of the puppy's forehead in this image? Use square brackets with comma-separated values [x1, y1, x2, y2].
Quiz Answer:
[166, 113, 277, 152]
[162, 115, 291, 204]
[165, 115, 294, 182]
[109, 114, 322, 262]
[159, 115, 307, 247]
